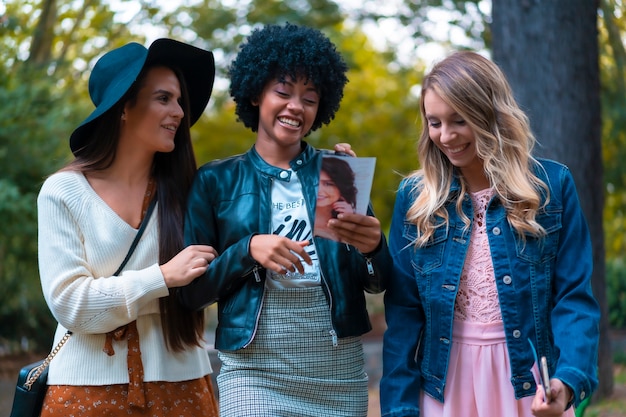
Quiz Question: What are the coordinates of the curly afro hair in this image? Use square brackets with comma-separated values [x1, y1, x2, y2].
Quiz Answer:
[228, 23, 349, 134]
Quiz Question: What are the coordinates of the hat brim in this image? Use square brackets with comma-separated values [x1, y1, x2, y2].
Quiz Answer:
[70, 39, 215, 154]
[145, 38, 215, 127]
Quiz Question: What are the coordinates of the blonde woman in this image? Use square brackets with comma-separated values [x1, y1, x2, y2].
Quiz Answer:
[380, 51, 599, 417]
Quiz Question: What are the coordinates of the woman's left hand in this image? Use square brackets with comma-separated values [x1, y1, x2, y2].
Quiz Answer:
[327, 212, 381, 254]
[334, 142, 356, 157]
[531, 378, 573, 417]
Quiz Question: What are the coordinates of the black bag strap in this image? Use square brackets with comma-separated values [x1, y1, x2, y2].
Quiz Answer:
[113, 197, 157, 276]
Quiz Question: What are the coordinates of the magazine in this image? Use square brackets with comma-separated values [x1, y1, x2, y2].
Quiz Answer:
[313, 154, 376, 241]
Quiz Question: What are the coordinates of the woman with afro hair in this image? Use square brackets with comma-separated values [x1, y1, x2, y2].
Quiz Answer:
[179, 23, 392, 416]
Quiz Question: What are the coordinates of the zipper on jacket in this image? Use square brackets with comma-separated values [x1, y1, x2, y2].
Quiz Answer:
[318, 263, 338, 348]
[243, 174, 275, 349]
[365, 257, 374, 276]
[350, 240, 374, 276]
[252, 264, 261, 282]
[306, 174, 338, 349]
[242, 289, 265, 349]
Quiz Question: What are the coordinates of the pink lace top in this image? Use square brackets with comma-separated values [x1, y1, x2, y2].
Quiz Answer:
[454, 188, 503, 323]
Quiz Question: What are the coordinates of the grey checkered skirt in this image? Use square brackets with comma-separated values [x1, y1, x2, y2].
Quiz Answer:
[217, 286, 369, 417]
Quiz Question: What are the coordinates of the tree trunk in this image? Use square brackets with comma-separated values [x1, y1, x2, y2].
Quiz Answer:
[27, 0, 57, 66]
[492, 0, 611, 401]
[56, 0, 96, 71]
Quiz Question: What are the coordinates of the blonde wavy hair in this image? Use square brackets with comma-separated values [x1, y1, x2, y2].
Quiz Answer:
[407, 51, 549, 247]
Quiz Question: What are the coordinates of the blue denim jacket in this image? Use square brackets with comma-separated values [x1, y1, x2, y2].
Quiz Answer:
[380, 159, 599, 417]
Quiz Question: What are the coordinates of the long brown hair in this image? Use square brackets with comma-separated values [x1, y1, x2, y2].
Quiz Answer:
[63, 64, 205, 351]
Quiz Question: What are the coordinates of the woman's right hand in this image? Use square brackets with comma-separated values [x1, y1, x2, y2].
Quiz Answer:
[250, 235, 312, 274]
[530, 378, 572, 417]
[160, 245, 218, 288]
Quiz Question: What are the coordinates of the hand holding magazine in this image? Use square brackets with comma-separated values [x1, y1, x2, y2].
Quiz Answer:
[313, 154, 376, 242]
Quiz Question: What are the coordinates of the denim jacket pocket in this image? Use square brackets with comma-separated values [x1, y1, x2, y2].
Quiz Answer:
[404, 223, 448, 274]
[515, 211, 562, 264]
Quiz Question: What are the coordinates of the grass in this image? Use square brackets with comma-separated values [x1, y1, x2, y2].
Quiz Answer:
[582, 365, 626, 417]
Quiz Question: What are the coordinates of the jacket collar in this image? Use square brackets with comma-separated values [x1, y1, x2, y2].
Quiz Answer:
[450, 174, 462, 193]
[247, 141, 317, 182]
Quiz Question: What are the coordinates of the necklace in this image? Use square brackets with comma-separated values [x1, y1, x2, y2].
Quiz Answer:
[141, 177, 156, 220]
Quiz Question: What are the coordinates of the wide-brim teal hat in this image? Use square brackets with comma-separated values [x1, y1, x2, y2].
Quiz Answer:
[69, 38, 215, 154]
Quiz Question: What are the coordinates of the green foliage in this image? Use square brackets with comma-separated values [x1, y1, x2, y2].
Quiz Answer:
[614, 348, 626, 366]
[0, 65, 77, 351]
[192, 99, 252, 163]
[0, 0, 147, 352]
[606, 258, 626, 328]
[347, 0, 490, 63]
[161, 0, 345, 81]
[2, 0, 143, 82]
[599, 0, 626, 261]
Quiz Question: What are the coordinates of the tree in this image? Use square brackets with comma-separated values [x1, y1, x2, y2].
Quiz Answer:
[491, 0, 611, 400]
[347, 0, 489, 64]
[598, 0, 626, 261]
[161, 0, 344, 82]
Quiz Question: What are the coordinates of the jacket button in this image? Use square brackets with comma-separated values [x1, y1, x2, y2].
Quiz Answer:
[440, 337, 450, 344]
[279, 171, 289, 179]
[503, 275, 512, 285]
[513, 330, 521, 338]
[296, 159, 303, 165]
[580, 391, 586, 400]
[523, 382, 531, 390]
[492, 227, 501, 235]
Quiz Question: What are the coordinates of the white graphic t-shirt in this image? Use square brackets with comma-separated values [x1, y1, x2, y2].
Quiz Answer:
[265, 170, 321, 288]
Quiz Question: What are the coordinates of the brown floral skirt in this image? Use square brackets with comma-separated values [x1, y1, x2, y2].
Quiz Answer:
[40, 375, 218, 416]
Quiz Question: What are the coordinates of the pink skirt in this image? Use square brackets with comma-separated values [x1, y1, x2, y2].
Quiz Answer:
[421, 320, 575, 417]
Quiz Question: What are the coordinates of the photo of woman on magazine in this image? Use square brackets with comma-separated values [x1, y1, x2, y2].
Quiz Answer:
[314, 154, 376, 242]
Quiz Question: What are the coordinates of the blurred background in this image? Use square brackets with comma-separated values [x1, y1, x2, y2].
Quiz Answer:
[1, 0, 625, 415]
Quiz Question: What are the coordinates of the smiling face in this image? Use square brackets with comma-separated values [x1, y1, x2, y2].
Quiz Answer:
[317, 170, 341, 208]
[120, 66, 184, 155]
[253, 76, 320, 165]
[423, 89, 486, 184]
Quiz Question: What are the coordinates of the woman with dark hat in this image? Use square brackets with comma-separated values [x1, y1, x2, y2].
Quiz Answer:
[37, 38, 219, 416]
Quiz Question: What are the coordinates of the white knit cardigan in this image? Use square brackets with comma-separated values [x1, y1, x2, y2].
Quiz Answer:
[37, 171, 212, 385]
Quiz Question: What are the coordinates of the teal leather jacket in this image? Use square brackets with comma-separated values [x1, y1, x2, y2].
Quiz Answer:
[179, 143, 392, 351]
